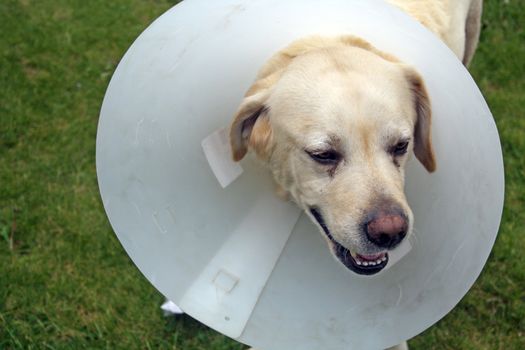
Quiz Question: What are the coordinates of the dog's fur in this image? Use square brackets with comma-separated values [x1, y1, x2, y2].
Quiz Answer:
[232, 1, 482, 348]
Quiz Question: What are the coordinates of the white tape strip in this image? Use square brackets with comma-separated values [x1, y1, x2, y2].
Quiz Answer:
[202, 127, 243, 188]
[179, 190, 302, 338]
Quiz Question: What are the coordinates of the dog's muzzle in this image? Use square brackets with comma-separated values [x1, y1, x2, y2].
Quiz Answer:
[309, 207, 389, 275]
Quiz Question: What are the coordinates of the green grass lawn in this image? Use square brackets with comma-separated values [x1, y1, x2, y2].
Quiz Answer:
[1, 0, 523, 349]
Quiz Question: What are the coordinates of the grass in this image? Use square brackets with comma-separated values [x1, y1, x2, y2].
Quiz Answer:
[0, 0, 523, 349]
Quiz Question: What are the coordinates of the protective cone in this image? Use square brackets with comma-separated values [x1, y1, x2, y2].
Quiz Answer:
[96, 0, 504, 348]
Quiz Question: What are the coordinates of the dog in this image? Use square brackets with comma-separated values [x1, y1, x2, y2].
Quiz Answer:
[230, 0, 482, 349]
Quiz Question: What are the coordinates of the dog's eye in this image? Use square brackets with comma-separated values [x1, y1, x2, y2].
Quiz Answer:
[391, 141, 409, 156]
[306, 149, 341, 164]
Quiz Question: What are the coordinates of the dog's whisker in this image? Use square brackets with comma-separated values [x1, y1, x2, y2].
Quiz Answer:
[409, 228, 421, 247]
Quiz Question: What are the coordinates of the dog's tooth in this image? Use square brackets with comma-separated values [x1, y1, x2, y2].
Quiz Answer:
[356, 260, 362, 265]
[369, 261, 375, 266]
[376, 259, 382, 264]
[381, 256, 387, 261]
[363, 261, 369, 266]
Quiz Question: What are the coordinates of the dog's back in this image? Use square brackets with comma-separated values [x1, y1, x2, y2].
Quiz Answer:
[387, 0, 482, 65]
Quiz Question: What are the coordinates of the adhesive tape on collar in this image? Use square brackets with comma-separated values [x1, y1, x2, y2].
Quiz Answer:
[96, 0, 504, 348]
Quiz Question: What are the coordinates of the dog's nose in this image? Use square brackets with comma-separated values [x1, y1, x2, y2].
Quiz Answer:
[365, 211, 408, 249]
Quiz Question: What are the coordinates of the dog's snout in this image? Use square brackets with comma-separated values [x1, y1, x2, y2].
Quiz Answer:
[365, 210, 408, 249]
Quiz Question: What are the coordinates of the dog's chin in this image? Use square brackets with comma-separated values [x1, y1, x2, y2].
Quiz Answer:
[328, 240, 388, 276]
[309, 207, 388, 276]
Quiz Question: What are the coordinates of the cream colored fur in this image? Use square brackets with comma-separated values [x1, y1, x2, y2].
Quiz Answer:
[231, 38, 432, 258]
[234, 1, 483, 349]
[387, 0, 482, 66]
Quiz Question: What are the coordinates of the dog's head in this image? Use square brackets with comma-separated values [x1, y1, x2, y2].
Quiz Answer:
[230, 36, 435, 275]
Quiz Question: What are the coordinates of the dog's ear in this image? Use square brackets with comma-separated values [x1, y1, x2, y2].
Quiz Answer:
[405, 68, 436, 172]
[229, 88, 273, 162]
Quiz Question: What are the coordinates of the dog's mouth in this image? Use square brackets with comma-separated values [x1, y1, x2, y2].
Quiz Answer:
[309, 207, 388, 275]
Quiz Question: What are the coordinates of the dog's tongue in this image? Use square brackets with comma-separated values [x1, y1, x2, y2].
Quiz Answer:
[357, 252, 386, 261]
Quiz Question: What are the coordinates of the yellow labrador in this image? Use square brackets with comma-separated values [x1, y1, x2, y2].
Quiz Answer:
[231, 0, 482, 347]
